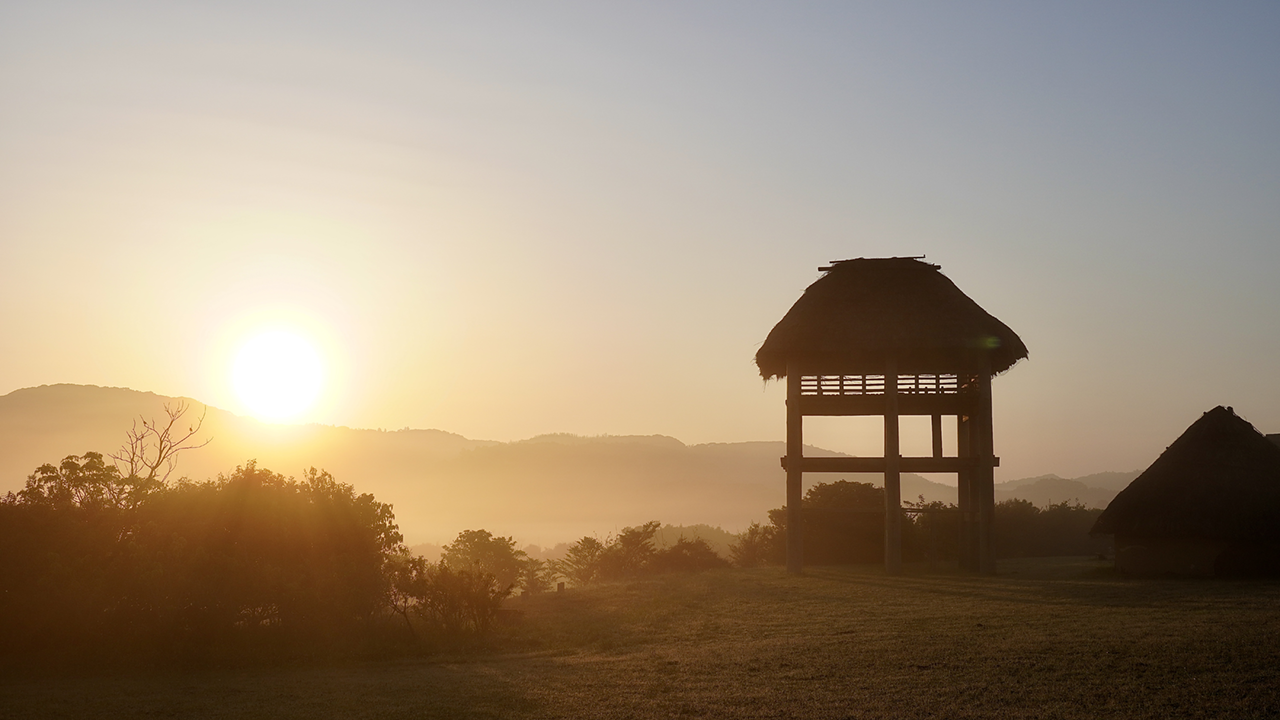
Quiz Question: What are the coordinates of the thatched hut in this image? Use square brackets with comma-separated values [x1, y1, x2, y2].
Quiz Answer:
[757, 257, 1027, 574]
[1092, 406, 1280, 577]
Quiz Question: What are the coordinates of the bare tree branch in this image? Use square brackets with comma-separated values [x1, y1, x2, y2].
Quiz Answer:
[109, 401, 211, 483]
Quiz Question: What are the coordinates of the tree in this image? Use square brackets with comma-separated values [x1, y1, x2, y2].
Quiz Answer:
[598, 521, 661, 579]
[441, 529, 526, 592]
[13, 451, 147, 510]
[729, 522, 778, 568]
[517, 557, 556, 595]
[554, 536, 605, 586]
[386, 550, 430, 637]
[110, 400, 209, 484]
[765, 481, 884, 565]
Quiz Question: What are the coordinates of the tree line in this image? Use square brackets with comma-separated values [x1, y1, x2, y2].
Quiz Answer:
[727, 480, 1108, 567]
[0, 406, 740, 668]
[0, 406, 1108, 668]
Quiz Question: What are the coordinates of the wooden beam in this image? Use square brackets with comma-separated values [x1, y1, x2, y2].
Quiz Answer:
[977, 358, 996, 575]
[931, 414, 943, 458]
[785, 361, 804, 574]
[957, 413, 974, 572]
[797, 393, 977, 417]
[781, 456, 999, 473]
[884, 360, 902, 575]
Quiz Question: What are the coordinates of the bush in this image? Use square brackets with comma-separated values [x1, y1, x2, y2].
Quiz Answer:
[728, 522, 777, 568]
[650, 537, 730, 573]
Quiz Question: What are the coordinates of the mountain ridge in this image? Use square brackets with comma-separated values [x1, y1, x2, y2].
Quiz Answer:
[1, 384, 1133, 545]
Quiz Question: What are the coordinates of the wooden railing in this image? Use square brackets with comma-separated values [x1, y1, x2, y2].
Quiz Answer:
[799, 374, 972, 396]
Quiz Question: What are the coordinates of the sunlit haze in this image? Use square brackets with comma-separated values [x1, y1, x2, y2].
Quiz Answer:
[2, 2, 1278, 482]
[231, 329, 324, 422]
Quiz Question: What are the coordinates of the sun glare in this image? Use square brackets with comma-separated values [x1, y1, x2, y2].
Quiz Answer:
[231, 329, 324, 422]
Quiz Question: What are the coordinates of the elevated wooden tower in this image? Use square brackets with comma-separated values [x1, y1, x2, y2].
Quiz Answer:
[756, 257, 1027, 575]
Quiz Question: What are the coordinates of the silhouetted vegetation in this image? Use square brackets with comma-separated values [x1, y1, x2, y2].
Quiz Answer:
[387, 551, 511, 637]
[756, 480, 1106, 566]
[0, 440, 745, 669]
[728, 521, 777, 568]
[552, 521, 730, 585]
[0, 450, 524, 668]
[992, 498, 1108, 558]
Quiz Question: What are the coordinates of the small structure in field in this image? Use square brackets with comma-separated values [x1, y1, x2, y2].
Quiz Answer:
[756, 257, 1028, 574]
[1091, 406, 1280, 577]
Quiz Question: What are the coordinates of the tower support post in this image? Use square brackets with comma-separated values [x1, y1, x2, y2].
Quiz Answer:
[785, 361, 804, 574]
[977, 360, 996, 575]
[884, 360, 902, 575]
[957, 412, 975, 571]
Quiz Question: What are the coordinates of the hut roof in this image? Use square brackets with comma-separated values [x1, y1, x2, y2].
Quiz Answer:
[755, 257, 1028, 379]
[1091, 407, 1280, 542]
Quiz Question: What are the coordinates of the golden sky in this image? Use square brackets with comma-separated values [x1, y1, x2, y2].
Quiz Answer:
[2, 2, 1278, 481]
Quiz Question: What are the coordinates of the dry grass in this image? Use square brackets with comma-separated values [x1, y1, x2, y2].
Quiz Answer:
[5, 558, 1280, 719]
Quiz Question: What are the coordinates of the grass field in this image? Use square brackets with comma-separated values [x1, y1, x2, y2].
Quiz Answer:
[5, 557, 1279, 719]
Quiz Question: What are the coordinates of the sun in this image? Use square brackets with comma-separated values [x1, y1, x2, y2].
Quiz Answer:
[231, 329, 324, 422]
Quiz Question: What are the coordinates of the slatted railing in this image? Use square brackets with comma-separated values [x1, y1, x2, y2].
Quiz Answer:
[799, 374, 972, 396]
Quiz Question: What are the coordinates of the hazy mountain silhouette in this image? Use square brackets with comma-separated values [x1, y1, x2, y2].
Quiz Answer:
[993, 472, 1136, 509]
[0, 384, 1129, 545]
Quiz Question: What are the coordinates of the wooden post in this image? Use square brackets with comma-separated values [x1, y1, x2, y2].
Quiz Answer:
[785, 361, 804, 574]
[977, 358, 996, 575]
[956, 412, 974, 571]
[884, 360, 902, 575]
[931, 414, 943, 458]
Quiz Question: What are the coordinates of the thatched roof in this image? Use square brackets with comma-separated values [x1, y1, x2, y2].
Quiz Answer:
[1091, 407, 1280, 541]
[755, 257, 1028, 378]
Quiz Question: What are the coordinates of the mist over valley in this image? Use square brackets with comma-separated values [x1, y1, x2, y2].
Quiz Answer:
[0, 384, 1135, 547]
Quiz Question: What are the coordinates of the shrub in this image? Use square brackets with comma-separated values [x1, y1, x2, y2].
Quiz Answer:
[650, 537, 730, 573]
[728, 522, 777, 568]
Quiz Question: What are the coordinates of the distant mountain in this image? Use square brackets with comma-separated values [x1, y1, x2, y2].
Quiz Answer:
[993, 470, 1140, 510]
[0, 383, 494, 487]
[0, 384, 1130, 546]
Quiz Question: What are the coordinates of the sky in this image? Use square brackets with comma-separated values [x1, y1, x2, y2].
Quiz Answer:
[2, 1, 1278, 482]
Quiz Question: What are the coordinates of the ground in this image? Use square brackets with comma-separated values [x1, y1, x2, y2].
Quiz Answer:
[5, 558, 1279, 719]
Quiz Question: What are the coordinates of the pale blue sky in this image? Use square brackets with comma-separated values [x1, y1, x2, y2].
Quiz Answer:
[2, 1, 1278, 481]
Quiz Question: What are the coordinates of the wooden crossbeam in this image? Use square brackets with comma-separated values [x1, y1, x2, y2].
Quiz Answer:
[781, 455, 999, 473]
[796, 394, 978, 417]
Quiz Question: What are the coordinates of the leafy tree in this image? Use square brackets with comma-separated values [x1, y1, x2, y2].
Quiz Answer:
[554, 536, 605, 586]
[766, 481, 885, 565]
[125, 462, 403, 638]
[441, 529, 526, 592]
[598, 521, 661, 579]
[517, 557, 556, 595]
[386, 549, 430, 636]
[387, 553, 511, 636]
[14, 451, 156, 510]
